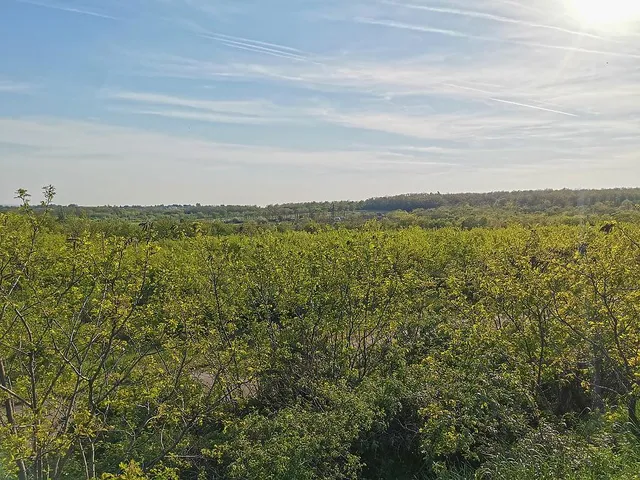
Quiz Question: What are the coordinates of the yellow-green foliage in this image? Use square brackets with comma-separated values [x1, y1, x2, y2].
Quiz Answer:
[1, 206, 640, 479]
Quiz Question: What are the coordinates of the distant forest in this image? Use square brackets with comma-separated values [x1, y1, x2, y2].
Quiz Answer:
[4, 187, 640, 218]
[2, 187, 639, 236]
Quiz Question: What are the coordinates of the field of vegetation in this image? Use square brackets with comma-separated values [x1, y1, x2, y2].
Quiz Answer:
[2, 187, 640, 479]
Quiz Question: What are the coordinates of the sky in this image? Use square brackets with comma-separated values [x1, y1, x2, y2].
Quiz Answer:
[1, 0, 639, 206]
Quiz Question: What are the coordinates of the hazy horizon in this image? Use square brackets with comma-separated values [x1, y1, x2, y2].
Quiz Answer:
[2, 185, 639, 209]
[2, 0, 639, 206]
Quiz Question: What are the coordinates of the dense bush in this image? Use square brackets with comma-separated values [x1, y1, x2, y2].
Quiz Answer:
[1, 189, 640, 478]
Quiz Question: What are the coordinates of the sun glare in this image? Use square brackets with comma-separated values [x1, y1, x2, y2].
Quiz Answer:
[569, 0, 640, 29]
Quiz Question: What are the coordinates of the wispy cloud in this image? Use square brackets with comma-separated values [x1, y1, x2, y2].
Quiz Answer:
[355, 17, 472, 39]
[0, 117, 464, 204]
[206, 32, 305, 54]
[201, 34, 310, 62]
[109, 91, 278, 114]
[382, 1, 605, 40]
[190, 28, 329, 66]
[354, 17, 640, 59]
[14, 0, 118, 19]
[4, 115, 453, 173]
[0, 79, 32, 93]
[107, 90, 306, 124]
[142, 48, 633, 115]
[106, 85, 600, 150]
[175, 19, 316, 62]
[486, 98, 578, 116]
[510, 39, 640, 59]
[107, 108, 286, 125]
[316, 109, 557, 143]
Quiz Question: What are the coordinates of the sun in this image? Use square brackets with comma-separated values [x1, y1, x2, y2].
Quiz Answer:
[569, 0, 640, 29]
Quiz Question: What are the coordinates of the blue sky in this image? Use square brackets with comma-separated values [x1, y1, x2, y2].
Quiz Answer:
[1, 0, 639, 205]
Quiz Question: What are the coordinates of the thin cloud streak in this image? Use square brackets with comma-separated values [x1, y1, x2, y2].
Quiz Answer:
[0, 117, 454, 173]
[108, 108, 292, 125]
[211, 32, 304, 53]
[509, 39, 640, 59]
[487, 98, 578, 116]
[443, 83, 496, 95]
[108, 91, 273, 113]
[0, 80, 32, 93]
[139, 48, 638, 119]
[383, 1, 605, 40]
[197, 32, 326, 65]
[201, 35, 309, 61]
[356, 17, 640, 59]
[216, 42, 312, 62]
[443, 83, 577, 116]
[107, 90, 304, 124]
[355, 17, 470, 38]
[14, 0, 118, 19]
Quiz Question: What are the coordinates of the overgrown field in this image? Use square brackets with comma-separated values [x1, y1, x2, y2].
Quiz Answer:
[2, 198, 640, 479]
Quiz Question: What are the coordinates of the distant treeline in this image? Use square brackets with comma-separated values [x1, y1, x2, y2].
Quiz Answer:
[0, 188, 640, 223]
[361, 187, 640, 212]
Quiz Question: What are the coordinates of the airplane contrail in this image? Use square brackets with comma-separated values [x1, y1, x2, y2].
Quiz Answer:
[214, 41, 311, 63]
[489, 97, 578, 116]
[210, 32, 305, 53]
[15, 0, 117, 19]
[201, 35, 309, 61]
[357, 17, 640, 59]
[383, 1, 605, 40]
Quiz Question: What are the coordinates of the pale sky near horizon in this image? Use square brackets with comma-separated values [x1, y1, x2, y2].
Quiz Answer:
[1, 0, 639, 206]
